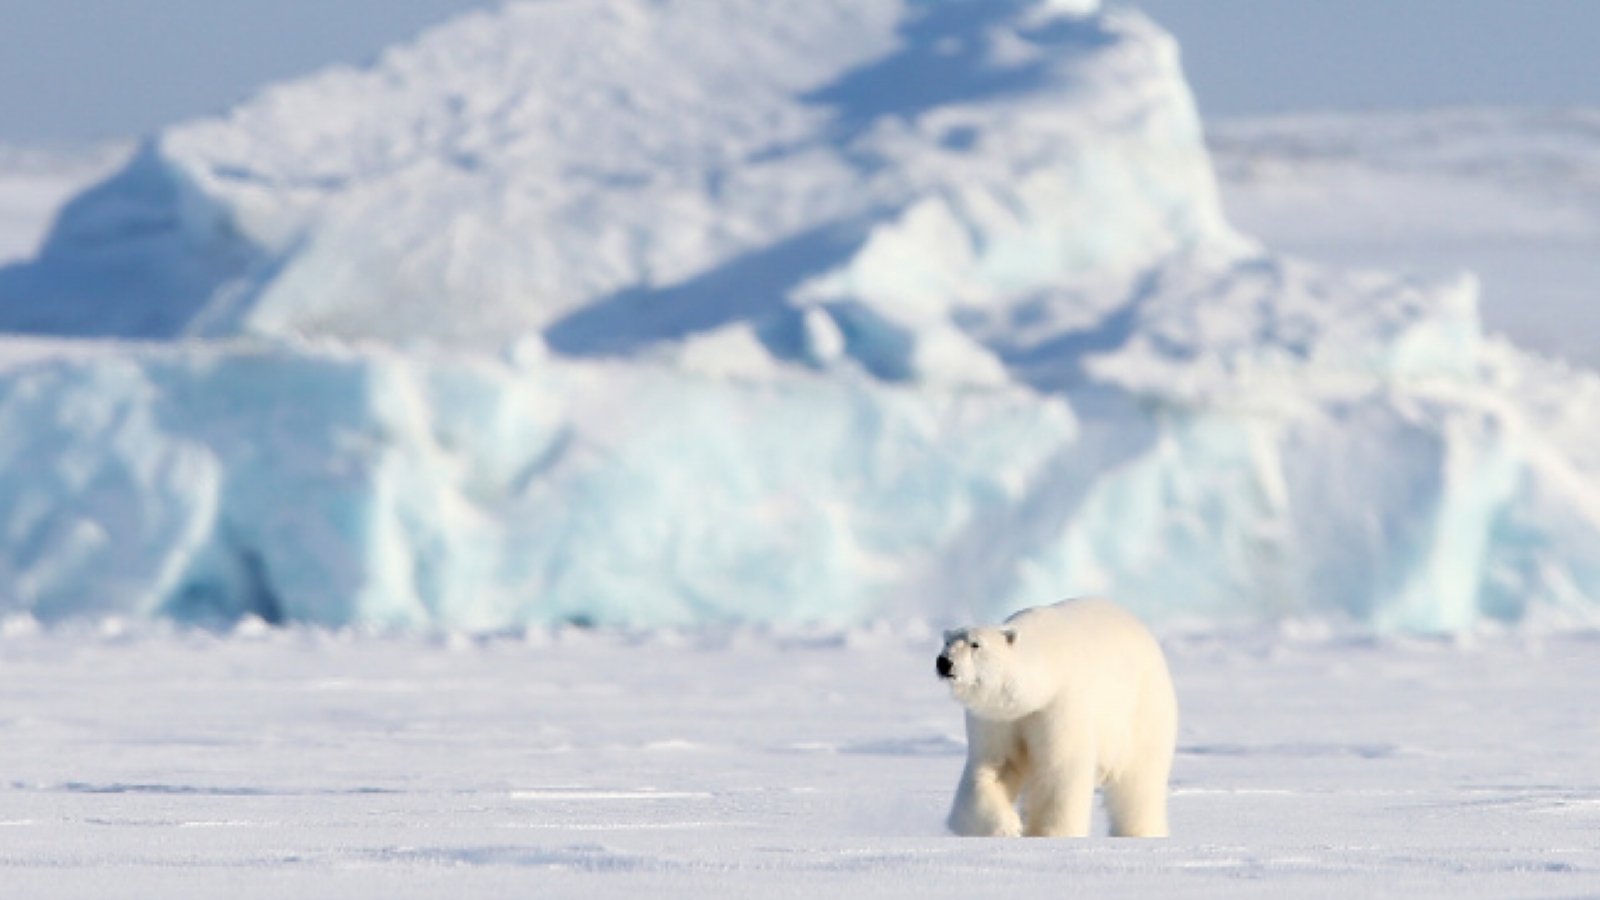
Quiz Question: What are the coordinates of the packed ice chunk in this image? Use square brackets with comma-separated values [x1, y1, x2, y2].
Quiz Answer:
[0, 144, 261, 337]
[0, 341, 1079, 628]
[0, 140, 133, 266]
[2, 288, 1598, 633]
[1002, 255, 1600, 632]
[0, 0, 1238, 387]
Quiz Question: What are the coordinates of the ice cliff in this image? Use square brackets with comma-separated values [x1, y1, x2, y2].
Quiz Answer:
[0, 0, 1596, 632]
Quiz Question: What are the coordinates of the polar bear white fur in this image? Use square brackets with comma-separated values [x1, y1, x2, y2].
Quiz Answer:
[937, 598, 1177, 838]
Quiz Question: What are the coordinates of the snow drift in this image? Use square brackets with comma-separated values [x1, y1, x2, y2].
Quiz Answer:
[0, 0, 1597, 631]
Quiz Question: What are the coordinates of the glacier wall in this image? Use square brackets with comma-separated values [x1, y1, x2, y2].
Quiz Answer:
[0, 0, 1597, 631]
[3, 312, 1597, 633]
[0, 341, 1078, 628]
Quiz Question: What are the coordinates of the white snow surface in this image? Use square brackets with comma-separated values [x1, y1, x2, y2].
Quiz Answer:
[3, 621, 1600, 898]
[0, 1, 1598, 632]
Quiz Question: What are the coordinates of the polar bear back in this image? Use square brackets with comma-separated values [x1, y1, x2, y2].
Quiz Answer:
[1004, 599, 1176, 776]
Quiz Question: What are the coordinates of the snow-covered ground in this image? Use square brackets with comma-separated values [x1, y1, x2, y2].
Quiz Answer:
[2, 620, 1598, 898]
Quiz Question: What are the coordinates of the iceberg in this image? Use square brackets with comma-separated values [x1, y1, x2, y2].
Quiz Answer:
[0, 341, 1077, 628]
[0, 0, 1596, 632]
[0, 0, 1235, 359]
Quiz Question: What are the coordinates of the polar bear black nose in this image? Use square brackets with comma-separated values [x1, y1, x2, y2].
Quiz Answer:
[936, 655, 954, 678]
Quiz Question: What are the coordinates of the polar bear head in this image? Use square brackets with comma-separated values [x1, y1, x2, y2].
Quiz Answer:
[936, 626, 1038, 721]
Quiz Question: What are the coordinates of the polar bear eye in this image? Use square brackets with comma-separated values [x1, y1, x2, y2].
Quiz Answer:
[969, 641, 980, 650]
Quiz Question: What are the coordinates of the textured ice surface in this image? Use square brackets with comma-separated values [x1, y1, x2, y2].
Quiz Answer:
[0, 341, 1077, 628]
[0, 1, 1597, 631]
[0, 0, 1230, 360]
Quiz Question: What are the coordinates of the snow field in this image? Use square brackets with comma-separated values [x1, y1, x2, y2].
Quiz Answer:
[1, 622, 1598, 898]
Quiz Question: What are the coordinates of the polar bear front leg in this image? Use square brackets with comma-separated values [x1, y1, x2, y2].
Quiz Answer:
[948, 713, 1024, 837]
[948, 760, 1023, 837]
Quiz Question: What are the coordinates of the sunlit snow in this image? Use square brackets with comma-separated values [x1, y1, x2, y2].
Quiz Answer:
[3, 621, 1599, 898]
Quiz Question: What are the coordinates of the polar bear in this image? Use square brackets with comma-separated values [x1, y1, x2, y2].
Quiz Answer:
[937, 598, 1177, 838]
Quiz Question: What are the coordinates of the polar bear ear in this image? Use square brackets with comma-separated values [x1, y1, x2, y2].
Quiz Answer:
[1002, 629, 1017, 645]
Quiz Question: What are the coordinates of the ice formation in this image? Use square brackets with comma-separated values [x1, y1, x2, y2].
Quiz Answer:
[0, 0, 1596, 631]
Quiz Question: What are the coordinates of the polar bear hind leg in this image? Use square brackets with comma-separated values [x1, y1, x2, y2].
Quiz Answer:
[1102, 765, 1170, 837]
